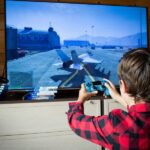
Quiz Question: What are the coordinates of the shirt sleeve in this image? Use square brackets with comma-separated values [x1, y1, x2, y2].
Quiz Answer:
[66, 101, 114, 149]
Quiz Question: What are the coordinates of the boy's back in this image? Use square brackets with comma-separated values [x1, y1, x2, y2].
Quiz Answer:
[107, 104, 150, 149]
[67, 102, 150, 149]
[67, 48, 150, 150]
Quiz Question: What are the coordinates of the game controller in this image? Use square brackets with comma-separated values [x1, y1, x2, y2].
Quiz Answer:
[84, 80, 110, 96]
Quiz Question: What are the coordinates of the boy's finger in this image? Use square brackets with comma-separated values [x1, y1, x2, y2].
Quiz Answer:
[89, 91, 98, 96]
[81, 83, 87, 92]
[103, 78, 114, 88]
[93, 90, 98, 94]
[81, 83, 85, 89]
[104, 82, 110, 88]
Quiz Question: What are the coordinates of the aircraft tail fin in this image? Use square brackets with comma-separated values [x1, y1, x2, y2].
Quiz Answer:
[71, 50, 81, 64]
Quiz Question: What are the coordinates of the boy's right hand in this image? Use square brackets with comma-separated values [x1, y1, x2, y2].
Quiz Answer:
[103, 79, 122, 102]
[103, 79, 128, 108]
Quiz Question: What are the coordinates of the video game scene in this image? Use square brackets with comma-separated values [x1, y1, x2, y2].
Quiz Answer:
[6, 0, 148, 90]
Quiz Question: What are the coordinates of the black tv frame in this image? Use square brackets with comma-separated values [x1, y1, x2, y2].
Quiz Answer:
[3, 0, 149, 100]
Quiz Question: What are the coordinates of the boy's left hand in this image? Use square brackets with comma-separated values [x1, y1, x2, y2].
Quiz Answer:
[77, 84, 98, 103]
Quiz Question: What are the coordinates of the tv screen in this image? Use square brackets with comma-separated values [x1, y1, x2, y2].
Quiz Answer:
[5, 0, 148, 91]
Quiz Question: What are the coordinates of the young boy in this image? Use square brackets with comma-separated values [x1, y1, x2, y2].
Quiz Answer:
[67, 48, 150, 150]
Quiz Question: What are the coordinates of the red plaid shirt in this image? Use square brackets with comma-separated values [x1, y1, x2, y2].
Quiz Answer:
[67, 101, 150, 150]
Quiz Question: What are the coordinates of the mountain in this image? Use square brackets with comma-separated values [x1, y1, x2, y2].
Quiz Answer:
[74, 32, 147, 47]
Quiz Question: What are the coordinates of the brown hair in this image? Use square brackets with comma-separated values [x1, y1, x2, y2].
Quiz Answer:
[118, 48, 150, 102]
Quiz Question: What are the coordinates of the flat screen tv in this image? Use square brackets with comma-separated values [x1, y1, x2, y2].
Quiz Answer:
[5, 0, 148, 93]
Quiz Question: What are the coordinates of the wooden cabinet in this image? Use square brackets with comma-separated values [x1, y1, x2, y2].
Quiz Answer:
[0, 98, 129, 150]
[0, 100, 101, 150]
[103, 99, 127, 115]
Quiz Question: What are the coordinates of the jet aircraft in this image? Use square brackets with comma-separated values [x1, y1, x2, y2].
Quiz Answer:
[54, 49, 102, 70]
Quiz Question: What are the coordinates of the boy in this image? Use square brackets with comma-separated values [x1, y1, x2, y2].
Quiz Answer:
[67, 48, 150, 150]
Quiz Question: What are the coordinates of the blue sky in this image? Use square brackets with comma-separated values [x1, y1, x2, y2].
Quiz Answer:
[6, 0, 147, 40]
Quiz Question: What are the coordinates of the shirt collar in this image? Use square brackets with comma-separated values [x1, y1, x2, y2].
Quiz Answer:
[128, 103, 150, 113]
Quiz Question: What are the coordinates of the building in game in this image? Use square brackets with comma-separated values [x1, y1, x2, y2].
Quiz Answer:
[18, 27, 61, 50]
[6, 26, 61, 59]
[6, 26, 18, 60]
[64, 40, 90, 47]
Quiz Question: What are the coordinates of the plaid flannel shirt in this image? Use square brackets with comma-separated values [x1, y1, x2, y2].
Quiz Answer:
[67, 101, 150, 150]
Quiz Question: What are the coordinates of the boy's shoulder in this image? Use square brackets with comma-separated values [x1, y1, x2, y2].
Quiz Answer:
[107, 108, 128, 127]
[110, 108, 128, 116]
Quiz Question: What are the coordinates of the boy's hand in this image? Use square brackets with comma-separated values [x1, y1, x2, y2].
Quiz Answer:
[103, 79, 122, 101]
[103, 79, 127, 108]
[77, 84, 98, 103]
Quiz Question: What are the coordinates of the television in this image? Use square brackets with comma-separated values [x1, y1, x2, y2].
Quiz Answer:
[5, 0, 148, 95]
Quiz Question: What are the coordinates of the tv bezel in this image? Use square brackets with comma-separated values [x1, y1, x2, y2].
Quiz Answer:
[4, 0, 149, 99]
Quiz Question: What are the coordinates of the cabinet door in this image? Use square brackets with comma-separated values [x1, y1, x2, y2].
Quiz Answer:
[0, 100, 101, 150]
[104, 99, 127, 115]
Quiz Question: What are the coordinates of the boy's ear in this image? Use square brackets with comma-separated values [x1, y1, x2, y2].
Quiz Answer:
[120, 80, 128, 93]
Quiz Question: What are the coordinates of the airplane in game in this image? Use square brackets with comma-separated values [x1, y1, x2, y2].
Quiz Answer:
[54, 49, 103, 70]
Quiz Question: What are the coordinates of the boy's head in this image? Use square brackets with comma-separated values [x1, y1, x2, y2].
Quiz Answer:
[118, 48, 150, 103]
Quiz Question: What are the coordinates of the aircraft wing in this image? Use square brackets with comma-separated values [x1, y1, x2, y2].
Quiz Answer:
[56, 49, 70, 62]
[79, 53, 102, 63]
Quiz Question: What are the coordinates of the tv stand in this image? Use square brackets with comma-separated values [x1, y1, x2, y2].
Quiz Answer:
[0, 90, 28, 101]
[0, 89, 79, 101]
